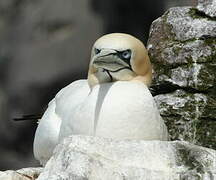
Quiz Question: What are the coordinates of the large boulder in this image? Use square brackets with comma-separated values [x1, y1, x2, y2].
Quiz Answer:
[147, 4, 216, 149]
[38, 135, 216, 180]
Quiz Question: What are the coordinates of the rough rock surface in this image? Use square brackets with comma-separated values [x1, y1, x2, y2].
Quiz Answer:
[147, 5, 216, 149]
[197, 0, 216, 18]
[38, 135, 216, 180]
[0, 167, 42, 180]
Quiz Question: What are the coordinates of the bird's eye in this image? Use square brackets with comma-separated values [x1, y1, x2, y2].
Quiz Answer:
[120, 50, 131, 60]
[94, 48, 101, 54]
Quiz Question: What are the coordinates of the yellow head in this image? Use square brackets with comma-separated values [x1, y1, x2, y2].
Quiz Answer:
[88, 33, 152, 87]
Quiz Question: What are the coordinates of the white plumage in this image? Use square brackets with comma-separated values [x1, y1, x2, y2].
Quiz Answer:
[33, 80, 90, 165]
[33, 33, 168, 165]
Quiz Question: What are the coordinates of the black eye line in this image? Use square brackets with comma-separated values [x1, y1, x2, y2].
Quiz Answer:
[116, 49, 131, 54]
[96, 52, 116, 59]
[94, 48, 101, 54]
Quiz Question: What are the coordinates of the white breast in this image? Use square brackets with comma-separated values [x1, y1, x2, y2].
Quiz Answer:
[59, 81, 168, 141]
[95, 82, 168, 140]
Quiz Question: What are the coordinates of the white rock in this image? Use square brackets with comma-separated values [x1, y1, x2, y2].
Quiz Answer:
[166, 7, 216, 41]
[38, 135, 216, 180]
[0, 167, 43, 180]
[197, 0, 216, 18]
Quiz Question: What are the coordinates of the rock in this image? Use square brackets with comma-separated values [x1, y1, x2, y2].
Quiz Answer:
[37, 135, 216, 180]
[0, 167, 43, 180]
[147, 5, 216, 149]
[197, 0, 216, 18]
[154, 90, 216, 149]
[148, 7, 216, 91]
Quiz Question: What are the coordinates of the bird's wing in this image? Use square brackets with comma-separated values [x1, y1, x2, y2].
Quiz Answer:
[55, 80, 90, 118]
[55, 80, 91, 140]
[33, 98, 60, 166]
[33, 79, 90, 165]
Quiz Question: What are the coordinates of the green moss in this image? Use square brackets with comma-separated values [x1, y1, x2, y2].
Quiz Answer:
[176, 144, 205, 174]
[179, 38, 198, 44]
[161, 10, 176, 41]
[196, 119, 216, 150]
[149, 6, 216, 151]
[189, 8, 216, 21]
[196, 64, 215, 90]
[148, 54, 158, 64]
[201, 96, 216, 120]
[172, 46, 181, 55]
[202, 37, 216, 46]
[176, 143, 214, 175]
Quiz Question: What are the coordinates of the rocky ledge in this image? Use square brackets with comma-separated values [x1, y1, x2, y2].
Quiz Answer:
[38, 135, 216, 180]
[1, 136, 215, 180]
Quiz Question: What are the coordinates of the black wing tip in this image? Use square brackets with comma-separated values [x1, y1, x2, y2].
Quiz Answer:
[13, 114, 42, 122]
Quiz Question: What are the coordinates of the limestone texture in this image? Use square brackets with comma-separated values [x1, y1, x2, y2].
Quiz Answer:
[38, 135, 216, 180]
[0, 167, 42, 180]
[147, 5, 216, 149]
[197, 0, 216, 18]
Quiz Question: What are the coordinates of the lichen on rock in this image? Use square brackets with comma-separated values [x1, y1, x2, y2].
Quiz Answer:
[154, 90, 216, 149]
[147, 4, 216, 149]
[197, 0, 216, 18]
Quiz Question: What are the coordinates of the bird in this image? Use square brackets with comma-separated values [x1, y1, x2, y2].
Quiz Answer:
[33, 33, 169, 166]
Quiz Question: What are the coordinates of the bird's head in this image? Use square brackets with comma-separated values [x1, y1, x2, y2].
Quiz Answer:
[88, 33, 152, 88]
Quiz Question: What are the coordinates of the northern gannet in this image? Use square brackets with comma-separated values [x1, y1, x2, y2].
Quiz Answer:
[33, 33, 169, 165]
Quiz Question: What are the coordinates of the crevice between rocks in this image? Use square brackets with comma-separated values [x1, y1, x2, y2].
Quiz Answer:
[201, 117, 216, 122]
[189, 8, 216, 21]
[174, 35, 216, 45]
[150, 82, 209, 96]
